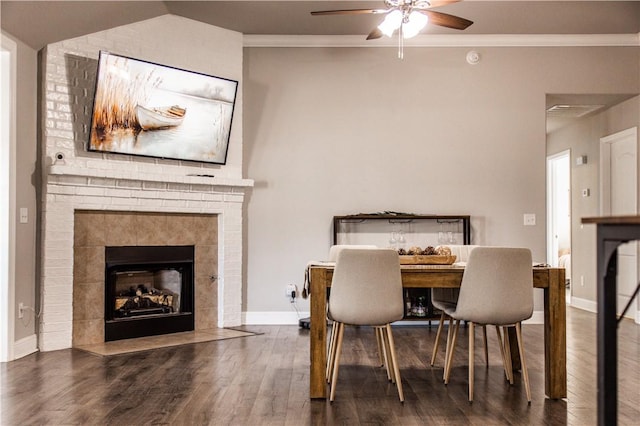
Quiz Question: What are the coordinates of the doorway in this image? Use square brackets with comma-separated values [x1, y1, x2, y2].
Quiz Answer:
[547, 150, 572, 301]
[600, 127, 639, 322]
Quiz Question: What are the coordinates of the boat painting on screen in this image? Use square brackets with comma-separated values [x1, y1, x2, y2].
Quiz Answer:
[88, 51, 238, 164]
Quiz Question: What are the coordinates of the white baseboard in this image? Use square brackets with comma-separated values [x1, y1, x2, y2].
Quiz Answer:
[13, 334, 38, 360]
[523, 310, 545, 325]
[243, 310, 546, 326]
[571, 296, 640, 324]
[243, 311, 310, 325]
[571, 296, 597, 313]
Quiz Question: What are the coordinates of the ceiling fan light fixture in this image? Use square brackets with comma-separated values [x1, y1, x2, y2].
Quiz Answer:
[402, 11, 428, 39]
[378, 9, 403, 37]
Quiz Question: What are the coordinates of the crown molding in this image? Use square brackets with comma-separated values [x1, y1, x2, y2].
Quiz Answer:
[244, 33, 640, 48]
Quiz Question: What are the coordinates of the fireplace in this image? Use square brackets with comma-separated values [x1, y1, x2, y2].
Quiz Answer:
[105, 245, 195, 341]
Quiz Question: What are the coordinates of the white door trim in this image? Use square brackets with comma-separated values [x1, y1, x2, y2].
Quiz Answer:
[599, 127, 638, 215]
[546, 149, 571, 266]
[1, 33, 18, 362]
[600, 126, 639, 323]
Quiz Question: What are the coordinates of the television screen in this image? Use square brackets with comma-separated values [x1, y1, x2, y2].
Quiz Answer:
[88, 51, 238, 165]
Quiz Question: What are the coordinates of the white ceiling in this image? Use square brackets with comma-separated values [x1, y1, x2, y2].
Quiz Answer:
[2, 1, 639, 132]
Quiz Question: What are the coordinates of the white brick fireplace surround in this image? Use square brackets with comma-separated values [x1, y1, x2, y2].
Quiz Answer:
[41, 169, 252, 351]
[38, 16, 251, 351]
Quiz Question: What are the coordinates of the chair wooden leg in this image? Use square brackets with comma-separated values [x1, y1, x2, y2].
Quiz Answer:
[482, 325, 489, 366]
[329, 322, 345, 402]
[502, 326, 514, 385]
[444, 319, 460, 384]
[515, 322, 532, 403]
[468, 321, 475, 403]
[375, 327, 385, 367]
[326, 321, 338, 382]
[443, 318, 453, 381]
[385, 324, 404, 402]
[431, 311, 446, 366]
[495, 325, 511, 382]
[379, 326, 395, 383]
[443, 317, 455, 381]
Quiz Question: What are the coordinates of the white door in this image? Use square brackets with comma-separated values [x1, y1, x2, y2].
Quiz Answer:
[600, 127, 639, 322]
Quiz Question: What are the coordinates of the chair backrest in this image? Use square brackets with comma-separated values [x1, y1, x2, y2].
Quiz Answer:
[447, 245, 481, 263]
[328, 248, 404, 326]
[453, 247, 533, 325]
[328, 244, 377, 261]
[432, 245, 481, 304]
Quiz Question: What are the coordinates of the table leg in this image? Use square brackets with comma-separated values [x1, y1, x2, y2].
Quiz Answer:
[310, 268, 328, 399]
[544, 268, 567, 399]
[598, 245, 619, 425]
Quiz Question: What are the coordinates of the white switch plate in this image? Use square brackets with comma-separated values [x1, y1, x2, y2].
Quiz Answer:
[19, 207, 28, 224]
[523, 213, 536, 226]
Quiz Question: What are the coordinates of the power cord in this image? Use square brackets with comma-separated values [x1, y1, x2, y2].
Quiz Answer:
[288, 285, 301, 319]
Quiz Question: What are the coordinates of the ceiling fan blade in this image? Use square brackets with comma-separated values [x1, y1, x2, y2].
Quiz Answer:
[426, 0, 462, 7]
[423, 10, 473, 30]
[311, 9, 388, 16]
[366, 27, 383, 40]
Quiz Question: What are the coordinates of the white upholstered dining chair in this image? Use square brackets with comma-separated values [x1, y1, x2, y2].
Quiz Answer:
[430, 245, 490, 372]
[325, 244, 378, 382]
[442, 247, 534, 403]
[327, 248, 405, 402]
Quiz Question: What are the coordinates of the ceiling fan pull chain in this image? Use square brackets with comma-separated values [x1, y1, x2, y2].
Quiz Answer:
[398, 25, 404, 59]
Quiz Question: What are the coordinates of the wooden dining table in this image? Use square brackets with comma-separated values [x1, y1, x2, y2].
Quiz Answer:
[307, 264, 567, 400]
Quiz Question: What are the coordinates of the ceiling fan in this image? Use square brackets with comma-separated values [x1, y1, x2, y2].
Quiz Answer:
[311, 0, 473, 58]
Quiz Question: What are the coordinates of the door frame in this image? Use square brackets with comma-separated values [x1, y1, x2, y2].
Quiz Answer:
[600, 126, 639, 323]
[546, 149, 571, 276]
[1, 33, 17, 362]
[599, 127, 637, 215]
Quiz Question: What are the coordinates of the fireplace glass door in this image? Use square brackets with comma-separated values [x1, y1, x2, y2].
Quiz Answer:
[105, 245, 195, 341]
[112, 269, 182, 318]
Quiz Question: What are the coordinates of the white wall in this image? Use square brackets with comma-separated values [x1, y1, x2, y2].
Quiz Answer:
[243, 46, 640, 318]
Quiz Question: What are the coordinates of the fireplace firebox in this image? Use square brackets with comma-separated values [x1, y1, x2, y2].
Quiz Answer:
[105, 245, 195, 341]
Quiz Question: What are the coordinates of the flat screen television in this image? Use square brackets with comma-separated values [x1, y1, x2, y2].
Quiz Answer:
[88, 51, 238, 165]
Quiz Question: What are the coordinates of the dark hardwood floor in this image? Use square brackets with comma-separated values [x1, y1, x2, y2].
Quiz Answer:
[1, 307, 638, 425]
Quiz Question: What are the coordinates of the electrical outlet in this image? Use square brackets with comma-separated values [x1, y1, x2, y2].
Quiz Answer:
[18, 303, 25, 319]
[286, 284, 297, 299]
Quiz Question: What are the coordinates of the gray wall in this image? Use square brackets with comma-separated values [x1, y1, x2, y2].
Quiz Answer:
[243, 46, 640, 315]
[7, 32, 38, 342]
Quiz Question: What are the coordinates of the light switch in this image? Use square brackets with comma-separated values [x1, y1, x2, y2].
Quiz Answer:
[19, 207, 28, 224]
[523, 213, 536, 226]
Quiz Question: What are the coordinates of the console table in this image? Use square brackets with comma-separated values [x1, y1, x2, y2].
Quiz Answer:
[582, 216, 640, 426]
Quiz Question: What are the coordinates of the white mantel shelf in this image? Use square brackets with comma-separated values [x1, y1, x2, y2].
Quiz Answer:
[48, 164, 254, 189]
